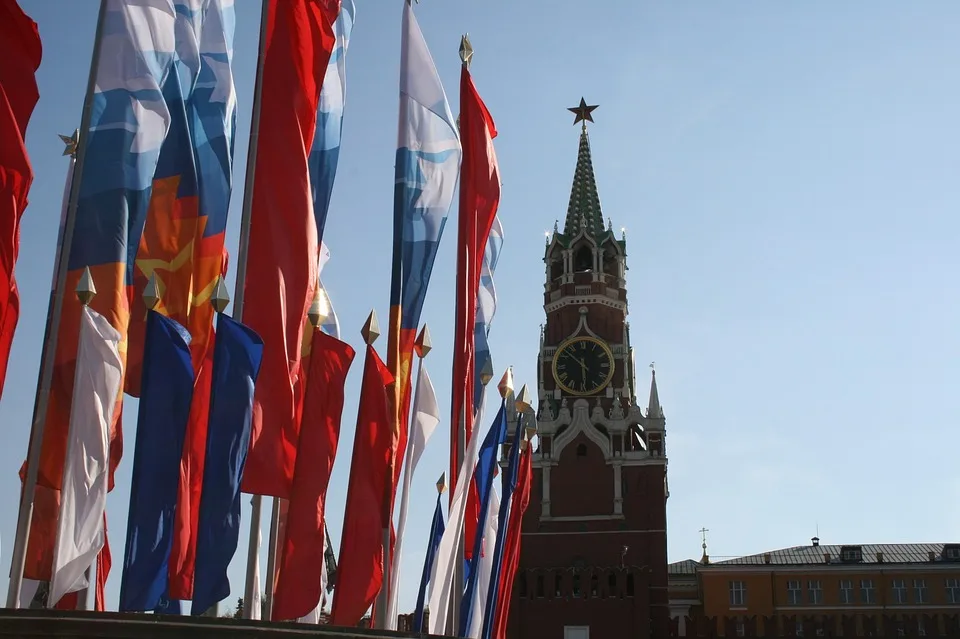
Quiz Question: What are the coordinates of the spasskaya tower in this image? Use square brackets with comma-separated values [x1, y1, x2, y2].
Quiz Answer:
[506, 99, 669, 639]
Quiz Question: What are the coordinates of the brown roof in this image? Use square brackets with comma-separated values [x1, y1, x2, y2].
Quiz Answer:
[712, 543, 955, 566]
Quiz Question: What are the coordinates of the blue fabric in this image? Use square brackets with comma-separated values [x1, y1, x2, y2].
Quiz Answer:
[413, 493, 446, 633]
[119, 312, 194, 612]
[459, 401, 509, 636]
[190, 314, 263, 616]
[154, 593, 182, 615]
[481, 412, 526, 639]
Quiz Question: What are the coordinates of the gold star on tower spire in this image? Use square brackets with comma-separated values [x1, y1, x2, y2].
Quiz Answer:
[568, 97, 599, 131]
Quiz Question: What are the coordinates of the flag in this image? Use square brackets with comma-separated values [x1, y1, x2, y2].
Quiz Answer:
[191, 314, 263, 615]
[460, 403, 509, 636]
[240, 0, 341, 500]
[385, 362, 440, 629]
[272, 331, 355, 621]
[119, 312, 194, 612]
[39, 0, 177, 491]
[250, 496, 262, 620]
[126, 0, 237, 395]
[413, 492, 445, 634]
[468, 489, 499, 638]
[309, 0, 355, 246]
[167, 327, 215, 599]
[386, 0, 461, 512]
[329, 345, 393, 628]
[48, 306, 123, 607]
[0, 0, 41, 397]
[480, 413, 526, 639]
[95, 514, 111, 612]
[490, 444, 533, 639]
[473, 216, 503, 413]
[451, 63, 501, 491]
[427, 391, 487, 635]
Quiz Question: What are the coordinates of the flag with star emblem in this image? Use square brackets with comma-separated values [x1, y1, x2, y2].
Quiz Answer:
[125, 0, 237, 396]
[37, 0, 178, 492]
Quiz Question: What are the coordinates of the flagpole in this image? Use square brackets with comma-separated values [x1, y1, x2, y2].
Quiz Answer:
[263, 498, 280, 619]
[6, 0, 109, 609]
[237, 0, 271, 619]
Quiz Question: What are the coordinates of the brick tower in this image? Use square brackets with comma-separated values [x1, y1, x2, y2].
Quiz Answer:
[506, 100, 669, 639]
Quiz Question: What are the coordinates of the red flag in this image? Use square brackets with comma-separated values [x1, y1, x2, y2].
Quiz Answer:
[240, 0, 341, 499]
[95, 512, 111, 612]
[273, 330, 354, 621]
[0, 0, 41, 396]
[453, 64, 501, 555]
[492, 445, 533, 639]
[167, 329, 214, 600]
[329, 345, 393, 628]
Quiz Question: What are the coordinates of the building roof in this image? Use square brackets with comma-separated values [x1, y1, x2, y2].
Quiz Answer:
[711, 543, 955, 567]
[668, 559, 700, 575]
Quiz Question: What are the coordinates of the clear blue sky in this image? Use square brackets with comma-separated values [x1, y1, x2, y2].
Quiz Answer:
[6, 0, 960, 614]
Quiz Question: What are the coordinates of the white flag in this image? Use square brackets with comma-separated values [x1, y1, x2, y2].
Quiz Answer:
[427, 389, 488, 635]
[48, 306, 123, 607]
[251, 499, 262, 621]
[385, 364, 440, 628]
[467, 488, 500, 638]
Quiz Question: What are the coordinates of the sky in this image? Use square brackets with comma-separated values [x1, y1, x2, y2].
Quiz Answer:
[5, 0, 960, 616]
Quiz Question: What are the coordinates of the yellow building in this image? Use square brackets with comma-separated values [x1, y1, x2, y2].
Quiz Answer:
[668, 540, 960, 636]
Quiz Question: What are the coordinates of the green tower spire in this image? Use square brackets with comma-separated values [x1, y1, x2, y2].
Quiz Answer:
[563, 98, 605, 238]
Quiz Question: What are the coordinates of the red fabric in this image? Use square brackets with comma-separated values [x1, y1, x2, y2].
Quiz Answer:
[0, 0, 40, 397]
[273, 330, 354, 621]
[492, 446, 533, 639]
[329, 345, 393, 628]
[455, 65, 501, 556]
[95, 512, 111, 612]
[53, 590, 78, 610]
[167, 329, 214, 600]
[240, 0, 340, 499]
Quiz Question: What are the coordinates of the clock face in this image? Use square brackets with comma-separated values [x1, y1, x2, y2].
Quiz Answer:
[552, 336, 615, 396]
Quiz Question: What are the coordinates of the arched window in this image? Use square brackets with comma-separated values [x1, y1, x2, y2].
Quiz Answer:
[626, 574, 635, 596]
[573, 245, 592, 272]
[576, 443, 588, 457]
[602, 246, 619, 276]
[573, 574, 581, 598]
[519, 573, 528, 598]
[550, 257, 563, 281]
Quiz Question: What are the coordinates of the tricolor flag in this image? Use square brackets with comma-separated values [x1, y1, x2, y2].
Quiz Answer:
[127, 0, 237, 394]
[413, 490, 445, 633]
[309, 0, 355, 246]
[387, 0, 461, 501]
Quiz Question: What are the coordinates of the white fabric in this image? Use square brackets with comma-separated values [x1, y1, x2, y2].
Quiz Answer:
[48, 307, 123, 607]
[427, 390, 487, 635]
[249, 497, 262, 620]
[467, 489, 500, 638]
[297, 530, 326, 624]
[385, 364, 440, 629]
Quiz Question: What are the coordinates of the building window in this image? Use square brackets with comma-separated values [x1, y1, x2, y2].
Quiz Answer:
[519, 574, 528, 597]
[892, 579, 907, 604]
[625, 574, 634, 597]
[576, 443, 587, 457]
[946, 578, 960, 603]
[807, 580, 823, 604]
[729, 580, 746, 607]
[795, 620, 804, 636]
[918, 618, 927, 636]
[536, 575, 544, 598]
[839, 579, 853, 604]
[573, 574, 581, 598]
[860, 579, 876, 604]
[735, 620, 745, 637]
[787, 580, 802, 605]
[913, 579, 928, 604]
[590, 574, 599, 597]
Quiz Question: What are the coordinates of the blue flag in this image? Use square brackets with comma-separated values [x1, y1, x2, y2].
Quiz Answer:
[460, 402, 509, 636]
[191, 314, 263, 616]
[154, 593, 182, 615]
[119, 311, 194, 612]
[413, 492, 446, 633]
[481, 412, 526, 639]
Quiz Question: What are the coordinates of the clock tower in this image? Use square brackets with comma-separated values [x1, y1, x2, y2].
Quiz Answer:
[507, 101, 669, 639]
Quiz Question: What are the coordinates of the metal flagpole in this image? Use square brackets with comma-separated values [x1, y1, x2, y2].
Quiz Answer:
[5, 0, 109, 609]
[263, 498, 280, 619]
[237, 0, 271, 619]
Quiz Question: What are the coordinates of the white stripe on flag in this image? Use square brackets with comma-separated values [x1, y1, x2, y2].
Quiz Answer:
[48, 307, 123, 607]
